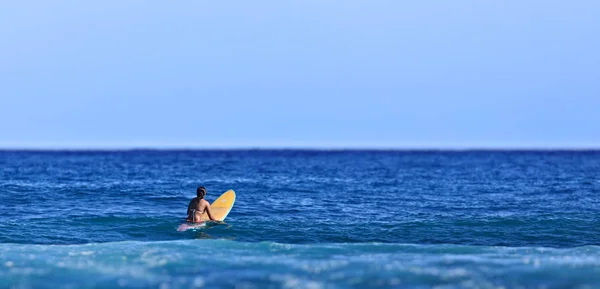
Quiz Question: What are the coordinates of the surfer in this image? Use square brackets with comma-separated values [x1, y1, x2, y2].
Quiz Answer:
[186, 186, 216, 222]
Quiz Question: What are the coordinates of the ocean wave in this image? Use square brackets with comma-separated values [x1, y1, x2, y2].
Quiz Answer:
[1, 240, 600, 288]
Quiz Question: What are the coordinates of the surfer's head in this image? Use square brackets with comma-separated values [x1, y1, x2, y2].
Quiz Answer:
[196, 186, 206, 199]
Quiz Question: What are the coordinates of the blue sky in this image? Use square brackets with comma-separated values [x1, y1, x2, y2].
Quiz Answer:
[1, 1, 599, 148]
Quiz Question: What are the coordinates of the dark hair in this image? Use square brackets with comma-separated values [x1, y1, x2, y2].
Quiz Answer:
[196, 186, 206, 199]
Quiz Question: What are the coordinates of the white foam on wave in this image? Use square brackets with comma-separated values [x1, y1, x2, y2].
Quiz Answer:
[2, 241, 600, 288]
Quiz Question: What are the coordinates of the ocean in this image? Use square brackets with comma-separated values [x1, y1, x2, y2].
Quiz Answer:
[0, 150, 599, 288]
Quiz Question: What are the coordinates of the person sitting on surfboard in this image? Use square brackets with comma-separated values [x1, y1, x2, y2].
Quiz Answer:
[186, 186, 216, 222]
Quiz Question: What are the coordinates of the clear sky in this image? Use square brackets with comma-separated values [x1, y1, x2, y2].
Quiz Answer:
[1, 1, 599, 149]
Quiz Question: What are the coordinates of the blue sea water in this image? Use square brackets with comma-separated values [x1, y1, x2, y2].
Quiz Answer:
[0, 150, 599, 288]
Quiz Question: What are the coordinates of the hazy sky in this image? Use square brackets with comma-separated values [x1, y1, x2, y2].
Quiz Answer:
[1, 1, 599, 148]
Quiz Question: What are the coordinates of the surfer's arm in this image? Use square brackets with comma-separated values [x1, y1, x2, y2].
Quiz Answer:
[205, 203, 216, 221]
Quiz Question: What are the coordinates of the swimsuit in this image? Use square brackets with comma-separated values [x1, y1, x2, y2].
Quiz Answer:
[189, 208, 203, 222]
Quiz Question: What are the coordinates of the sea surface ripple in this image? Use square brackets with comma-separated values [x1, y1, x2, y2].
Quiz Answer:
[1, 150, 599, 288]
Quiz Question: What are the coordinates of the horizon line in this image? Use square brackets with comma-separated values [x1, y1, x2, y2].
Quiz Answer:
[1, 146, 600, 152]
[1, 141, 600, 151]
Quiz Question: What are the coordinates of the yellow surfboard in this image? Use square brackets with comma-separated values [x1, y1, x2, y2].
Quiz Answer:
[201, 189, 236, 221]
